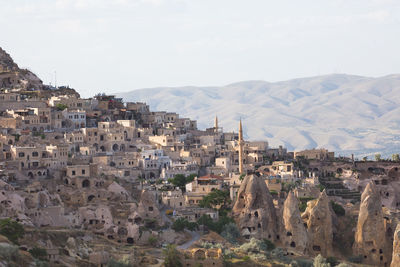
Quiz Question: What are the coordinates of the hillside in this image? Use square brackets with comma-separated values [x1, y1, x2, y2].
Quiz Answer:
[0, 47, 43, 90]
[118, 74, 400, 158]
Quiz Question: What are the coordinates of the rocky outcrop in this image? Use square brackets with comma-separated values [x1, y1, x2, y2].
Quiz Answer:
[283, 191, 308, 254]
[302, 190, 333, 257]
[138, 190, 160, 219]
[0, 47, 43, 90]
[353, 181, 390, 266]
[232, 174, 279, 241]
[391, 224, 400, 267]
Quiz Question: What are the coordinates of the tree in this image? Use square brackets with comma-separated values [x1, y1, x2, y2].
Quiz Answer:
[197, 214, 235, 234]
[163, 244, 182, 267]
[55, 103, 68, 111]
[220, 223, 240, 244]
[375, 154, 381, 162]
[199, 189, 231, 210]
[28, 247, 47, 260]
[0, 219, 24, 244]
[171, 218, 198, 232]
[331, 201, 345, 216]
[362, 156, 368, 162]
[186, 173, 196, 182]
[262, 239, 275, 251]
[168, 174, 196, 192]
[172, 218, 187, 232]
[392, 154, 400, 162]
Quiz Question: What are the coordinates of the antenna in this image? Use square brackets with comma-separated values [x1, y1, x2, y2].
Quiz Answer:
[54, 71, 57, 88]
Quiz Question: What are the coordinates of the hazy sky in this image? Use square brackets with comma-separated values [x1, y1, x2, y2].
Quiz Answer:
[1, 0, 400, 97]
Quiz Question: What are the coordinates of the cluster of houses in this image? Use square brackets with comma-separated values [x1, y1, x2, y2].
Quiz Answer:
[0, 88, 336, 264]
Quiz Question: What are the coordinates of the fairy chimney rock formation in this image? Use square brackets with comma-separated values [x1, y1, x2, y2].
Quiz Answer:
[353, 181, 389, 266]
[302, 190, 333, 257]
[283, 191, 308, 253]
[391, 224, 400, 267]
[232, 174, 279, 241]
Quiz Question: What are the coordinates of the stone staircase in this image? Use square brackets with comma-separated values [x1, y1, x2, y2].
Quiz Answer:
[319, 176, 361, 201]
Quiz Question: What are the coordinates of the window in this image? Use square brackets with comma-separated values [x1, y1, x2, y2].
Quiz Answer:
[72, 170, 76, 176]
[18, 152, 25, 157]
[81, 169, 86, 175]
[32, 152, 38, 157]
[33, 162, 38, 167]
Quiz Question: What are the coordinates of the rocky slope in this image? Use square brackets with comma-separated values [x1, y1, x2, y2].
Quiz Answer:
[0, 47, 43, 90]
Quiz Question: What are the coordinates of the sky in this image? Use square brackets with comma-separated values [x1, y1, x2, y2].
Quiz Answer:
[1, 0, 400, 97]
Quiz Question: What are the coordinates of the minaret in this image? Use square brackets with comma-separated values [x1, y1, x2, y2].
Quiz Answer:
[239, 119, 244, 174]
[214, 115, 218, 132]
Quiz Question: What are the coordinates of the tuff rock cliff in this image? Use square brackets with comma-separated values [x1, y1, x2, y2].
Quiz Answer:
[302, 190, 333, 257]
[391, 223, 400, 267]
[283, 191, 308, 254]
[353, 181, 391, 266]
[232, 174, 279, 241]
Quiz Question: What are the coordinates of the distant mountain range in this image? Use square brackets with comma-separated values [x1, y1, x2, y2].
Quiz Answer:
[118, 74, 400, 158]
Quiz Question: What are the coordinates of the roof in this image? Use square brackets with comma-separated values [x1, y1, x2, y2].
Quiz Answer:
[198, 174, 223, 180]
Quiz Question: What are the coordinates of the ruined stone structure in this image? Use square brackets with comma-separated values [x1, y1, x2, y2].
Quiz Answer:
[302, 190, 333, 257]
[353, 181, 390, 266]
[232, 174, 279, 241]
[283, 191, 308, 254]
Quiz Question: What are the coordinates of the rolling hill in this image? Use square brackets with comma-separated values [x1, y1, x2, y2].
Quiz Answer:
[117, 74, 400, 158]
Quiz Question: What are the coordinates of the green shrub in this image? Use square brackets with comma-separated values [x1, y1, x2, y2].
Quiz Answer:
[148, 235, 158, 246]
[347, 255, 362, 264]
[242, 255, 250, 261]
[163, 244, 182, 267]
[313, 254, 331, 267]
[237, 238, 268, 253]
[220, 223, 240, 244]
[55, 104, 68, 111]
[262, 239, 275, 251]
[28, 247, 47, 260]
[290, 259, 313, 267]
[326, 257, 339, 266]
[0, 243, 19, 261]
[299, 202, 307, 212]
[270, 190, 278, 195]
[172, 218, 198, 232]
[330, 201, 345, 216]
[0, 218, 24, 244]
[35, 260, 50, 267]
[107, 259, 131, 267]
[197, 214, 234, 234]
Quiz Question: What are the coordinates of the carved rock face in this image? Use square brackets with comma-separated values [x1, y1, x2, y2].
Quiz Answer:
[232, 174, 278, 241]
[391, 224, 400, 267]
[353, 181, 390, 266]
[138, 190, 160, 219]
[283, 191, 308, 253]
[302, 190, 333, 257]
